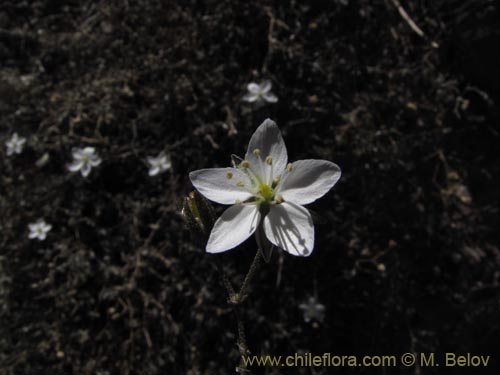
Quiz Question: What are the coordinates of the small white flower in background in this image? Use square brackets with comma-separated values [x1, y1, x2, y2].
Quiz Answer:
[299, 296, 326, 323]
[6, 133, 26, 156]
[189, 119, 341, 257]
[68, 147, 102, 177]
[242, 81, 278, 104]
[28, 219, 52, 241]
[147, 152, 172, 176]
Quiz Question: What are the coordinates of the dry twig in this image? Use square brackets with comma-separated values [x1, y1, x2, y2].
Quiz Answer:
[391, 0, 439, 48]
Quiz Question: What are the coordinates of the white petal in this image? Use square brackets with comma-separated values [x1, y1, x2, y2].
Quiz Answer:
[68, 160, 83, 172]
[72, 148, 83, 159]
[161, 160, 172, 171]
[6, 147, 14, 156]
[82, 147, 95, 155]
[38, 232, 47, 240]
[28, 232, 37, 239]
[277, 159, 341, 205]
[189, 168, 254, 205]
[242, 92, 259, 102]
[18, 137, 26, 145]
[43, 224, 52, 232]
[263, 202, 314, 257]
[244, 119, 288, 184]
[259, 81, 272, 93]
[149, 166, 160, 176]
[160, 164, 171, 172]
[146, 156, 156, 165]
[247, 83, 260, 94]
[207, 204, 261, 253]
[89, 156, 102, 166]
[81, 163, 91, 177]
[263, 92, 278, 103]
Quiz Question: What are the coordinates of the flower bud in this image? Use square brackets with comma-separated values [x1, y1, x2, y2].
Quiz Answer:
[181, 191, 216, 240]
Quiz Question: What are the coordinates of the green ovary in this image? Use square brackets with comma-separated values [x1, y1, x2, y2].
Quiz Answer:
[258, 183, 274, 202]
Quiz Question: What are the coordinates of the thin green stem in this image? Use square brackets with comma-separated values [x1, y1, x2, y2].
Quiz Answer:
[215, 250, 262, 374]
[238, 250, 262, 301]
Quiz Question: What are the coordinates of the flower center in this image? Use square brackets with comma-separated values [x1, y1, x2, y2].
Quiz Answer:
[258, 183, 273, 202]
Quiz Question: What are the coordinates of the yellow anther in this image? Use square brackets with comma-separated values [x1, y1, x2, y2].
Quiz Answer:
[265, 156, 273, 165]
[275, 195, 284, 204]
[252, 148, 261, 156]
[236, 181, 245, 187]
[235, 199, 242, 204]
[287, 163, 293, 172]
[226, 172, 233, 179]
[241, 160, 250, 168]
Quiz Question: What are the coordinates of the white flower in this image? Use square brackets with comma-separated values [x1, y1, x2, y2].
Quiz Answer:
[242, 81, 278, 104]
[147, 152, 172, 176]
[299, 296, 326, 323]
[28, 219, 52, 241]
[6, 133, 26, 156]
[68, 147, 102, 177]
[189, 119, 341, 257]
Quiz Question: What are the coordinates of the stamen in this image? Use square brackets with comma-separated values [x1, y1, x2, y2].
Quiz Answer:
[226, 172, 233, 179]
[275, 195, 284, 204]
[235, 199, 242, 204]
[287, 163, 293, 172]
[252, 148, 261, 157]
[264, 156, 274, 185]
[255, 150, 266, 182]
[239, 160, 263, 186]
[271, 176, 281, 189]
[236, 181, 245, 187]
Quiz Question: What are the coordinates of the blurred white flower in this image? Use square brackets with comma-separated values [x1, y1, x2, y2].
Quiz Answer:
[299, 296, 326, 323]
[6, 133, 26, 156]
[28, 219, 52, 241]
[68, 147, 102, 177]
[242, 81, 278, 104]
[189, 119, 341, 257]
[147, 152, 171, 176]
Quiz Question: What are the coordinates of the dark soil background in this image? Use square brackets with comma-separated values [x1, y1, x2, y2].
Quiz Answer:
[1, 1, 500, 374]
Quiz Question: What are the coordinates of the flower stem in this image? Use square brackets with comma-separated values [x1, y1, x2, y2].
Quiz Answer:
[238, 250, 261, 301]
[215, 250, 261, 374]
